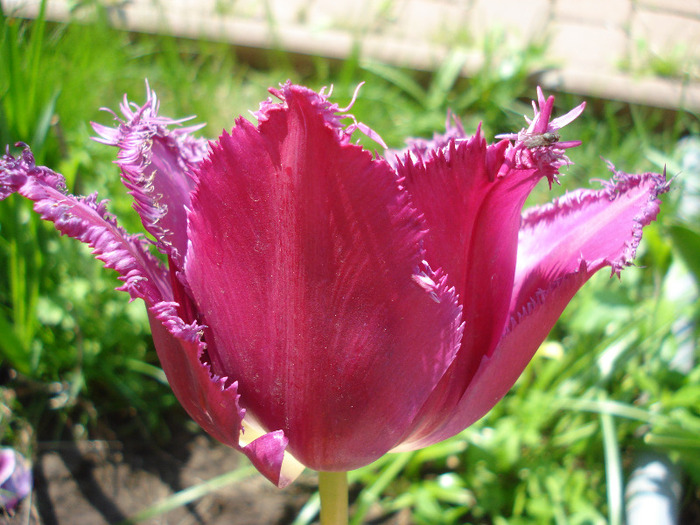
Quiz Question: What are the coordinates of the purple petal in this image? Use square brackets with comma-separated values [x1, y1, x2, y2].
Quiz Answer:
[393, 128, 542, 443]
[92, 84, 209, 261]
[549, 101, 587, 130]
[398, 167, 668, 449]
[147, 300, 295, 487]
[0, 450, 14, 486]
[184, 83, 463, 471]
[0, 449, 32, 513]
[0, 146, 170, 304]
[511, 167, 669, 309]
[495, 88, 586, 177]
[531, 89, 555, 134]
[2, 131, 297, 489]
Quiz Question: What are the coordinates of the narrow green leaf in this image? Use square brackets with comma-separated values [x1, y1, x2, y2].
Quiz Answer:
[118, 464, 258, 524]
[668, 223, 700, 283]
[360, 60, 426, 104]
[0, 310, 31, 375]
[426, 49, 471, 110]
[600, 411, 623, 525]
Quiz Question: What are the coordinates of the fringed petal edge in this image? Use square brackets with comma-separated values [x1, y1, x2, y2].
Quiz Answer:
[148, 301, 297, 487]
[395, 166, 669, 451]
[1, 145, 170, 304]
[92, 82, 209, 260]
[257, 81, 386, 148]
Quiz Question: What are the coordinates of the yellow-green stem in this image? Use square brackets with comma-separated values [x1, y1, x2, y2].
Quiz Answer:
[319, 471, 348, 525]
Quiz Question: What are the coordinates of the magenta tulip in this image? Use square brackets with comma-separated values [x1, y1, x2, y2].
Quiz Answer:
[0, 83, 668, 488]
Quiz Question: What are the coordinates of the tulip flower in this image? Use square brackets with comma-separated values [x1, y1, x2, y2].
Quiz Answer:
[0, 448, 32, 514]
[1, 82, 667, 522]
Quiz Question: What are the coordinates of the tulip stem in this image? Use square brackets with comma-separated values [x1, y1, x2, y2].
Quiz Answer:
[319, 471, 349, 525]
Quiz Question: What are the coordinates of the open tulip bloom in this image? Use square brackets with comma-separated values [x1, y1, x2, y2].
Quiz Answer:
[1, 82, 667, 522]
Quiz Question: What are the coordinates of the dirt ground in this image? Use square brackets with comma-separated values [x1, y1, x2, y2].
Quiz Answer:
[2, 431, 413, 525]
[3, 434, 316, 525]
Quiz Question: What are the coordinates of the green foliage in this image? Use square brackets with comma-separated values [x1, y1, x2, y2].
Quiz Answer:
[0, 5, 698, 524]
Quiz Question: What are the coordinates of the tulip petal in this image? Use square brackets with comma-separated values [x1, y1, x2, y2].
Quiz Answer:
[148, 301, 296, 487]
[398, 167, 668, 449]
[93, 84, 209, 261]
[511, 167, 668, 309]
[393, 131, 539, 437]
[185, 83, 463, 471]
[0, 146, 169, 304]
[393, 93, 589, 446]
[397, 131, 521, 349]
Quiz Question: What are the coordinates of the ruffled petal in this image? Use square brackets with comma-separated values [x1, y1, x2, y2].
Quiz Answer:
[147, 301, 297, 487]
[0, 145, 169, 304]
[397, 167, 668, 450]
[184, 83, 463, 471]
[92, 84, 209, 261]
[393, 94, 588, 446]
[511, 166, 669, 311]
[396, 267, 591, 451]
[396, 130, 520, 344]
[393, 131, 538, 441]
[495, 88, 586, 182]
[0, 144, 297, 485]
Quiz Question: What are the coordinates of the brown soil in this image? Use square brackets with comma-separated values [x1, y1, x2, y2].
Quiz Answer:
[2, 433, 412, 525]
[2, 435, 315, 525]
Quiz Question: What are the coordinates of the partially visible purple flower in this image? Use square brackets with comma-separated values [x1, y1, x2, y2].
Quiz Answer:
[0, 449, 32, 513]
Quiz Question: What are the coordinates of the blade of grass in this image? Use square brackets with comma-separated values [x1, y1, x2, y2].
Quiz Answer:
[350, 452, 413, 525]
[600, 409, 623, 525]
[426, 49, 471, 111]
[124, 358, 168, 385]
[558, 397, 659, 424]
[291, 490, 321, 525]
[360, 60, 426, 104]
[25, 0, 49, 123]
[0, 306, 30, 374]
[118, 464, 258, 524]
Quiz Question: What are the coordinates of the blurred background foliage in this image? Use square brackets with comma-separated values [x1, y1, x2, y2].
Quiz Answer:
[0, 0, 698, 523]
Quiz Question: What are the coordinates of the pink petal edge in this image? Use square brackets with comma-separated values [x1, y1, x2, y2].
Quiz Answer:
[0, 145, 169, 304]
[92, 82, 209, 261]
[396, 167, 668, 450]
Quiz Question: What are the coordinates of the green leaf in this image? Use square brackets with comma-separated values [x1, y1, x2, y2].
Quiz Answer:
[0, 311, 31, 375]
[668, 223, 700, 283]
